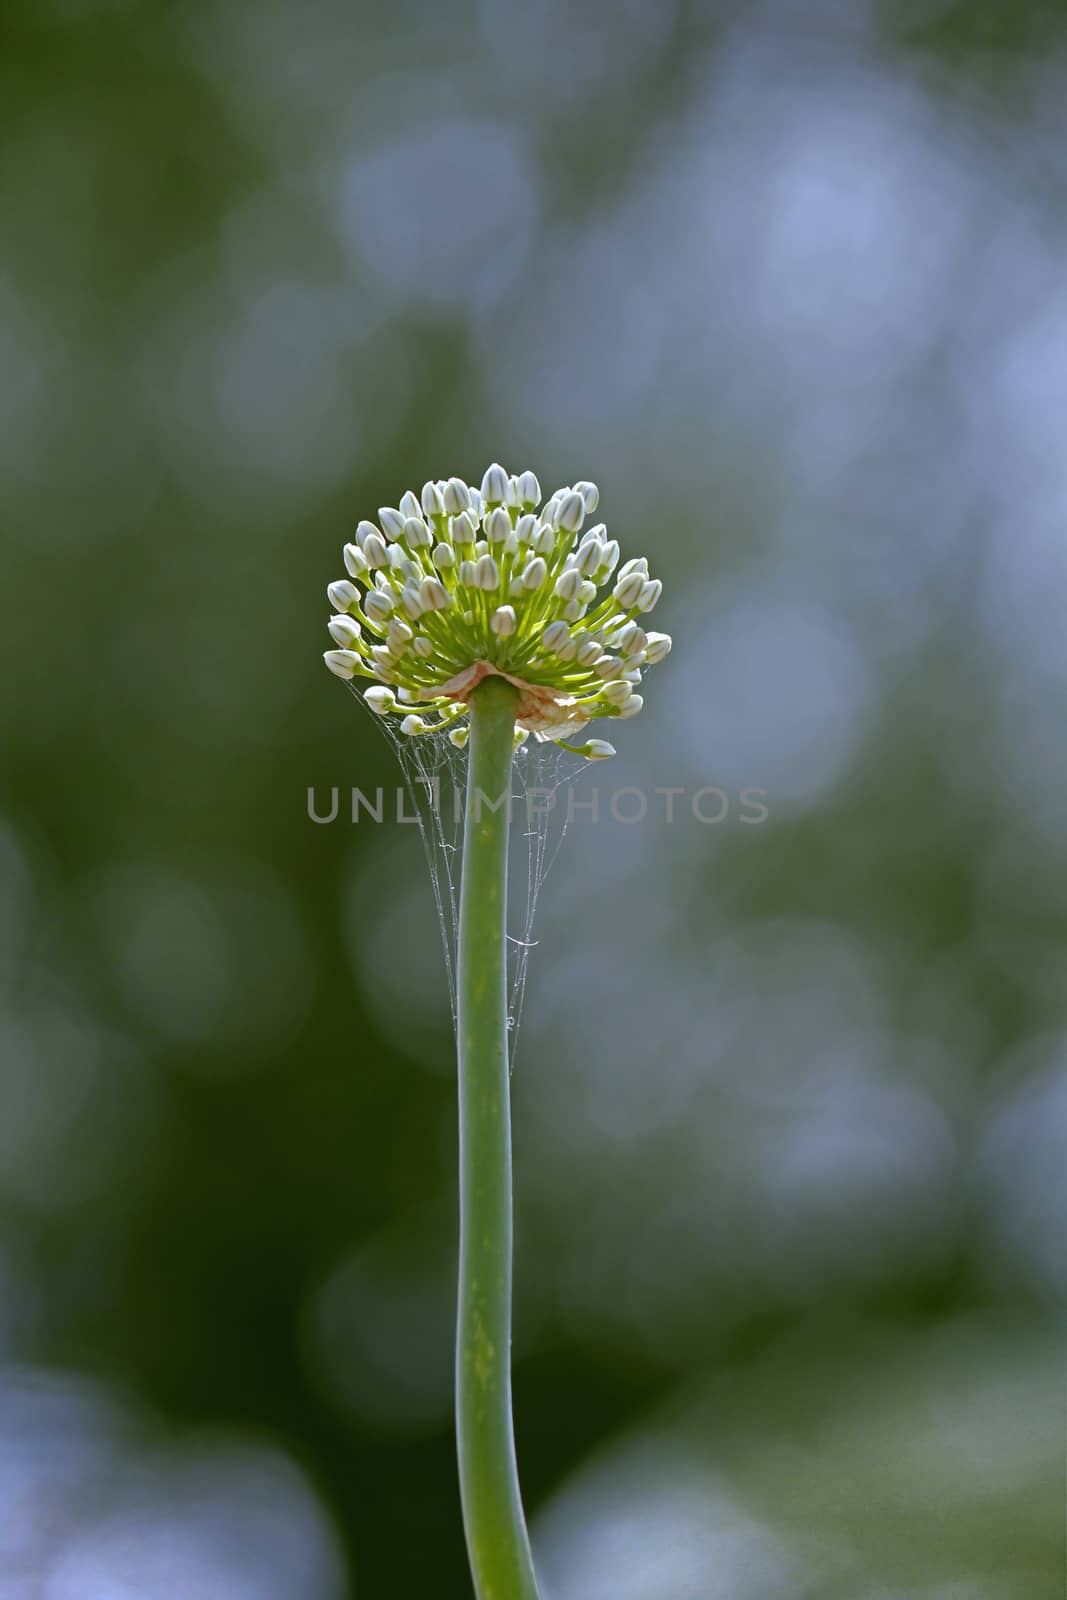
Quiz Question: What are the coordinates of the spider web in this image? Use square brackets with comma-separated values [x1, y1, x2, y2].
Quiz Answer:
[347, 685, 590, 1064]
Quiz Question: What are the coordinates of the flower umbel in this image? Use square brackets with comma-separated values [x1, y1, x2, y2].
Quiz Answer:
[322, 466, 671, 758]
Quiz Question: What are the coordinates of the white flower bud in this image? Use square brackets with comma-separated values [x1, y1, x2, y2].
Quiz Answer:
[403, 517, 431, 548]
[584, 739, 615, 759]
[448, 725, 469, 749]
[601, 679, 633, 706]
[506, 476, 521, 508]
[401, 714, 427, 736]
[378, 506, 405, 541]
[400, 585, 425, 620]
[323, 649, 360, 679]
[420, 576, 452, 611]
[365, 686, 397, 714]
[574, 480, 599, 513]
[362, 532, 389, 568]
[364, 589, 395, 622]
[327, 579, 360, 613]
[593, 654, 622, 678]
[388, 543, 408, 571]
[534, 525, 557, 556]
[637, 578, 662, 613]
[557, 491, 585, 533]
[577, 541, 602, 577]
[555, 568, 582, 602]
[432, 542, 455, 568]
[601, 539, 620, 573]
[343, 543, 368, 579]
[643, 631, 672, 663]
[490, 605, 516, 636]
[557, 636, 578, 661]
[413, 635, 433, 658]
[515, 513, 538, 544]
[421, 480, 445, 518]
[458, 559, 478, 588]
[517, 470, 541, 508]
[618, 693, 644, 718]
[475, 554, 500, 591]
[578, 580, 597, 604]
[328, 614, 363, 648]
[522, 557, 548, 590]
[576, 638, 602, 666]
[355, 519, 380, 548]
[613, 572, 644, 608]
[443, 477, 471, 514]
[541, 620, 570, 653]
[387, 618, 414, 649]
[399, 489, 421, 520]
[481, 463, 510, 505]
[617, 556, 648, 580]
[562, 599, 583, 621]
[451, 510, 478, 543]
[486, 507, 512, 544]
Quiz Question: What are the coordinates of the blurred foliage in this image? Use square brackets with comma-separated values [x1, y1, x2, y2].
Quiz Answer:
[1, 1, 1065, 1596]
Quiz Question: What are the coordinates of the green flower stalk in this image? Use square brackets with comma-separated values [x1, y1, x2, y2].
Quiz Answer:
[322, 466, 670, 1599]
[455, 670, 536, 1599]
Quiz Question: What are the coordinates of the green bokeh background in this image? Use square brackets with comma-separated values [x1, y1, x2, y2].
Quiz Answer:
[2, 3, 1064, 1596]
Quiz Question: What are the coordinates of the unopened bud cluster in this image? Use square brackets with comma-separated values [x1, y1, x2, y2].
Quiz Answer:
[323, 465, 671, 759]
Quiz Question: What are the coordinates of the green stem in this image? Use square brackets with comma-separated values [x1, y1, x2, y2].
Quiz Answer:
[456, 675, 541, 1600]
